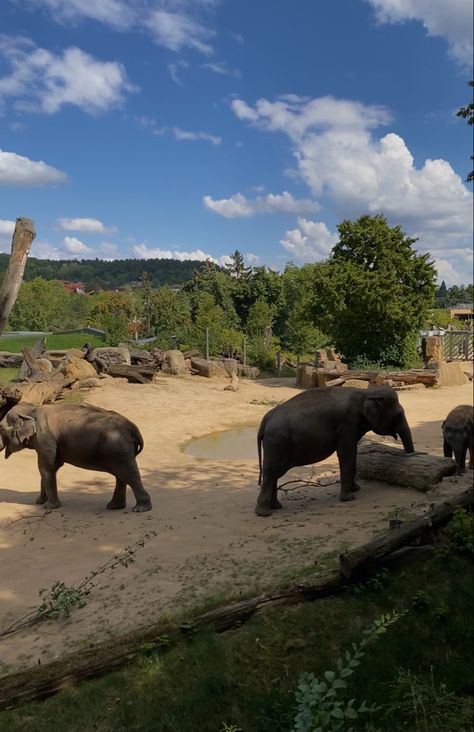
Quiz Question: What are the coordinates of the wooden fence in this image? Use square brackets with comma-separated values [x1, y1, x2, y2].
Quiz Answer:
[442, 330, 474, 360]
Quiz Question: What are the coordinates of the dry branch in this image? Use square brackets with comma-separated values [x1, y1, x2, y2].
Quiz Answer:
[0, 218, 36, 336]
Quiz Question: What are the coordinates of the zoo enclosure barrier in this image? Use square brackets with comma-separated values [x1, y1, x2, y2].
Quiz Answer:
[441, 331, 474, 360]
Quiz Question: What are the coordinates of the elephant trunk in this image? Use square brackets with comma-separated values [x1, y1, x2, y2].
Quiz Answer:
[398, 416, 415, 454]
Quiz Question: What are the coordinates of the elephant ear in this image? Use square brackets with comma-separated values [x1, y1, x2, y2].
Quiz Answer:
[361, 391, 390, 431]
[15, 414, 37, 441]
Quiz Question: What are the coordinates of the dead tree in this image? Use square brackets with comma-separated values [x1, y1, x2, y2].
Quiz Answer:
[0, 218, 36, 336]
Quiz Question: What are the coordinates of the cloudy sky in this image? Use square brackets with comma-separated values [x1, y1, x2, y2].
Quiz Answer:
[0, 0, 472, 284]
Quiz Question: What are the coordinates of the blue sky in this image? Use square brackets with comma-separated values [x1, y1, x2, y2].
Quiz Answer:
[0, 0, 472, 285]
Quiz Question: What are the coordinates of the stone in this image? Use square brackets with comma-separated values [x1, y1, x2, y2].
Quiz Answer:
[191, 357, 228, 378]
[61, 355, 98, 381]
[326, 360, 348, 372]
[297, 365, 318, 389]
[326, 348, 339, 361]
[92, 346, 131, 367]
[35, 358, 53, 374]
[433, 361, 469, 387]
[162, 350, 188, 375]
[222, 358, 239, 376]
[237, 365, 260, 378]
[421, 336, 443, 364]
[314, 349, 327, 365]
[342, 379, 370, 389]
[224, 373, 240, 392]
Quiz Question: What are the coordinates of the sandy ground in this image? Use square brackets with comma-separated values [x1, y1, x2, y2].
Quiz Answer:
[0, 373, 472, 673]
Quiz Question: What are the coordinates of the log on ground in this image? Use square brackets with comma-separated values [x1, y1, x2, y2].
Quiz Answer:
[106, 364, 153, 383]
[339, 487, 473, 579]
[356, 441, 456, 491]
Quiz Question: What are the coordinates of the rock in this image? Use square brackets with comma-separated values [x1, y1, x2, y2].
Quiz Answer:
[222, 358, 239, 376]
[393, 383, 426, 391]
[191, 357, 228, 378]
[237, 365, 260, 379]
[297, 365, 318, 389]
[382, 378, 395, 387]
[342, 379, 369, 389]
[421, 336, 443, 364]
[314, 349, 327, 366]
[34, 358, 53, 374]
[326, 348, 339, 361]
[78, 377, 102, 389]
[315, 369, 343, 387]
[183, 349, 202, 359]
[92, 347, 131, 367]
[224, 373, 240, 392]
[162, 350, 189, 375]
[61, 356, 98, 382]
[326, 360, 348, 371]
[431, 361, 469, 387]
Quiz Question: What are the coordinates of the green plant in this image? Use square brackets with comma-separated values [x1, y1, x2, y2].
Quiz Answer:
[37, 581, 88, 620]
[293, 610, 407, 731]
[440, 507, 473, 555]
[349, 568, 390, 596]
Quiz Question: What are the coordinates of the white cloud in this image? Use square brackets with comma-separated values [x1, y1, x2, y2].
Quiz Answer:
[168, 59, 189, 85]
[146, 10, 214, 55]
[172, 127, 221, 145]
[203, 191, 320, 218]
[0, 219, 15, 236]
[99, 241, 119, 259]
[58, 217, 116, 233]
[202, 61, 241, 78]
[63, 236, 92, 255]
[366, 0, 473, 67]
[0, 148, 67, 185]
[133, 243, 229, 266]
[281, 218, 339, 261]
[0, 36, 136, 115]
[18, 0, 134, 29]
[231, 94, 473, 283]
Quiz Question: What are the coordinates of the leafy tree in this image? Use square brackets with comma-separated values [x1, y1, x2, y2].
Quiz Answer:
[224, 249, 252, 280]
[246, 297, 279, 369]
[9, 278, 70, 331]
[309, 215, 437, 367]
[149, 286, 192, 348]
[190, 292, 243, 357]
[456, 80, 474, 182]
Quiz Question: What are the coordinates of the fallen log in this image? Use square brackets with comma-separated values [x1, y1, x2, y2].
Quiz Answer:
[0, 353, 24, 368]
[16, 374, 73, 405]
[356, 442, 457, 491]
[106, 365, 152, 383]
[339, 487, 473, 579]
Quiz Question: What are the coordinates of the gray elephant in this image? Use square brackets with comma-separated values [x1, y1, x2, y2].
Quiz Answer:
[256, 385, 414, 516]
[442, 404, 473, 474]
[0, 402, 151, 512]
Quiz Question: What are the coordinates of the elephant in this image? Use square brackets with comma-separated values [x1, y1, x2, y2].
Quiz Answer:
[255, 385, 415, 516]
[0, 402, 151, 512]
[442, 404, 473, 474]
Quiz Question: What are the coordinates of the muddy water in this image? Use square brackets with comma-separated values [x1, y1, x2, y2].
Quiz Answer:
[183, 426, 259, 460]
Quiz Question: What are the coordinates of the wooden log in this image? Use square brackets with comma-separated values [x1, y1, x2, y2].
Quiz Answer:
[16, 373, 72, 405]
[356, 442, 456, 491]
[105, 365, 152, 383]
[0, 218, 36, 336]
[0, 353, 24, 368]
[339, 487, 473, 580]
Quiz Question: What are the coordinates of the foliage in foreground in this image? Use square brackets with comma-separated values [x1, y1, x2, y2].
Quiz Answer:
[0, 541, 472, 732]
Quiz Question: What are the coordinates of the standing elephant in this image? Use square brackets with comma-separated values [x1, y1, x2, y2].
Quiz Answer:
[442, 404, 473, 474]
[0, 402, 151, 512]
[256, 385, 415, 516]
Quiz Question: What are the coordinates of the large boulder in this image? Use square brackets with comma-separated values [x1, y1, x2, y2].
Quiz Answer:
[422, 336, 443, 364]
[297, 365, 318, 389]
[162, 350, 189, 375]
[191, 357, 228, 378]
[427, 361, 470, 387]
[222, 358, 239, 375]
[61, 355, 98, 382]
[237, 365, 260, 378]
[92, 346, 131, 368]
[342, 379, 369, 389]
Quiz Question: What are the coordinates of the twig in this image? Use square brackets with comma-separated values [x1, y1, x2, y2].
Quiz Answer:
[278, 470, 340, 495]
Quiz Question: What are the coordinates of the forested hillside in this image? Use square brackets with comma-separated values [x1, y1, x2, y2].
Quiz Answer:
[0, 254, 202, 289]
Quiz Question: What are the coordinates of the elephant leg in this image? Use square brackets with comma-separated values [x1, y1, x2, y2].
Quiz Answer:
[107, 479, 127, 510]
[443, 439, 453, 458]
[351, 482, 361, 492]
[36, 485, 48, 505]
[271, 485, 283, 509]
[454, 446, 467, 474]
[37, 459, 61, 509]
[468, 444, 473, 470]
[256, 471, 278, 516]
[336, 438, 357, 502]
[117, 460, 152, 512]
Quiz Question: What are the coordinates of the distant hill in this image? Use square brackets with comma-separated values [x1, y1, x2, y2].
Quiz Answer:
[0, 254, 203, 289]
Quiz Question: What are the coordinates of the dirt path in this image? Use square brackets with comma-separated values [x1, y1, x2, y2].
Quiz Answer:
[0, 375, 472, 673]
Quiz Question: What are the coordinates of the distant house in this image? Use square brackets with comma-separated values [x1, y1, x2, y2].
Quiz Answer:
[62, 281, 86, 294]
[449, 303, 474, 322]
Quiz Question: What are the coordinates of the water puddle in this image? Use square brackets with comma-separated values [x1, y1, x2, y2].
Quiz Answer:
[183, 426, 258, 460]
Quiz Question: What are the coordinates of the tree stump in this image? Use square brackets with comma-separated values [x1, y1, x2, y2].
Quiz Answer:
[0, 218, 36, 335]
[356, 441, 457, 491]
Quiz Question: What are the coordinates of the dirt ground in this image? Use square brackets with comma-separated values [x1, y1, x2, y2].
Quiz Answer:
[0, 373, 472, 674]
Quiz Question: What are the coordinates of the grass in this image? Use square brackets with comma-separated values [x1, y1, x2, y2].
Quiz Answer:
[0, 333, 104, 353]
[0, 367, 18, 384]
[0, 544, 472, 732]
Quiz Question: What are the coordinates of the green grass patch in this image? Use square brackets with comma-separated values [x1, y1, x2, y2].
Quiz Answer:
[0, 367, 18, 384]
[0, 547, 472, 732]
[0, 333, 104, 353]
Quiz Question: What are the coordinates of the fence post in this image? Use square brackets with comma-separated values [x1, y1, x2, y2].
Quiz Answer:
[449, 331, 453, 360]
[243, 336, 247, 366]
[205, 327, 210, 360]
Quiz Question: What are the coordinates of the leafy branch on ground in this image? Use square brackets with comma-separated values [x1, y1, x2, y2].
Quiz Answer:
[0, 531, 157, 638]
[278, 467, 340, 495]
[293, 609, 408, 732]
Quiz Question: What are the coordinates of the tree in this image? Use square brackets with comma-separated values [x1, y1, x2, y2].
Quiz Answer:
[456, 80, 474, 182]
[309, 215, 437, 367]
[9, 278, 70, 331]
[224, 250, 252, 280]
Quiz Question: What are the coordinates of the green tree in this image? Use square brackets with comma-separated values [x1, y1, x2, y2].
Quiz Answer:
[150, 286, 192, 348]
[8, 278, 70, 331]
[309, 215, 437, 367]
[280, 264, 328, 358]
[456, 80, 474, 182]
[246, 297, 279, 369]
[224, 250, 252, 280]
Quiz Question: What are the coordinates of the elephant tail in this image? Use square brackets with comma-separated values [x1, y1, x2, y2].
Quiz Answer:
[257, 420, 265, 485]
[132, 426, 144, 455]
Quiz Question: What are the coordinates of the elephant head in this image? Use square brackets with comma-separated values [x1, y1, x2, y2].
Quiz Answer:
[0, 413, 37, 458]
[361, 387, 414, 453]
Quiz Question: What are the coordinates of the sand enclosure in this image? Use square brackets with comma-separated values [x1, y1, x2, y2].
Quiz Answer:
[0, 374, 472, 673]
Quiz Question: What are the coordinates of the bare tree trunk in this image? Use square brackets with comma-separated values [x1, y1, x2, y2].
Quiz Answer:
[0, 218, 36, 336]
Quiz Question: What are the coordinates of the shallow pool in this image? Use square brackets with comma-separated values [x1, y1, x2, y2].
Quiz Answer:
[183, 426, 258, 460]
